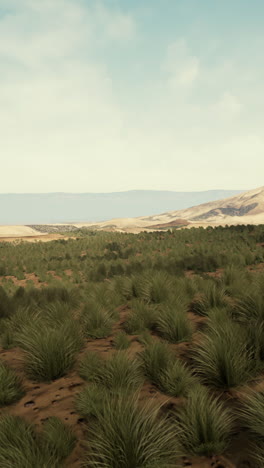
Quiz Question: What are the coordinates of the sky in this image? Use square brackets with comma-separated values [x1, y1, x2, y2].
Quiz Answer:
[0, 0, 263, 193]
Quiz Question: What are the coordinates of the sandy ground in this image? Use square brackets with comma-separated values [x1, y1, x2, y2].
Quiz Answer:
[0, 225, 45, 237]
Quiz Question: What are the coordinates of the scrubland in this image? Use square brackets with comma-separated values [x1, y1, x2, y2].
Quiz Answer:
[0, 225, 264, 467]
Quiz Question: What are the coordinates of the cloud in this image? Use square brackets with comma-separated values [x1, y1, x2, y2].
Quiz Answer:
[0, 0, 135, 191]
[163, 39, 200, 88]
[214, 91, 242, 116]
[0, 1, 263, 192]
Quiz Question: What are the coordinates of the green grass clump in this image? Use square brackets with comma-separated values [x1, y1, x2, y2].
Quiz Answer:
[16, 321, 83, 381]
[141, 271, 173, 304]
[99, 352, 143, 393]
[156, 304, 193, 343]
[138, 330, 153, 346]
[0, 414, 75, 467]
[175, 386, 233, 456]
[75, 384, 107, 419]
[239, 390, 264, 467]
[80, 351, 142, 393]
[124, 299, 156, 334]
[141, 341, 195, 397]
[141, 341, 172, 388]
[80, 302, 114, 339]
[0, 361, 24, 406]
[113, 331, 130, 350]
[192, 321, 255, 389]
[158, 360, 197, 398]
[221, 265, 251, 296]
[191, 282, 230, 316]
[41, 416, 76, 460]
[240, 389, 264, 439]
[82, 393, 181, 468]
[79, 352, 104, 382]
[234, 291, 264, 323]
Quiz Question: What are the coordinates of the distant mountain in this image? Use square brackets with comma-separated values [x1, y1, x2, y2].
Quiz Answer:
[0, 190, 242, 225]
[148, 186, 264, 227]
[77, 186, 264, 232]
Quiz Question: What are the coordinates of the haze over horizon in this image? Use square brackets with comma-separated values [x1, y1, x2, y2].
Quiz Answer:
[1, 0, 263, 194]
[0, 189, 243, 224]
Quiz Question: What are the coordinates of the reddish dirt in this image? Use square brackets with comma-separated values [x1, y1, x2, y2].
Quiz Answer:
[0, 305, 251, 467]
[0, 273, 44, 288]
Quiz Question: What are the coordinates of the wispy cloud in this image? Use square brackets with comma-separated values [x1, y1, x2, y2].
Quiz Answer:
[163, 39, 200, 88]
[0, 0, 263, 192]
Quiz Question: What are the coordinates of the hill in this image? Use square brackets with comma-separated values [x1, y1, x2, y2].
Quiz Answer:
[75, 186, 264, 232]
[0, 190, 242, 224]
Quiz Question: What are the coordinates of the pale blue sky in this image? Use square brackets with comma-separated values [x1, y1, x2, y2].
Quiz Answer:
[0, 0, 263, 192]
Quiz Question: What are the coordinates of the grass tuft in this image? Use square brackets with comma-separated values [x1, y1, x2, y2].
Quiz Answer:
[175, 385, 234, 456]
[113, 331, 130, 350]
[82, 392, 181, 467]
[80, 302, 114, 339]
[156, 304, 193, 343]
[192, 321, 255, 389]
[75, 384, 107, 419]
[16, 321, 83, 381]
[0, 361, 24, 406]
[0, 413, 75, 467]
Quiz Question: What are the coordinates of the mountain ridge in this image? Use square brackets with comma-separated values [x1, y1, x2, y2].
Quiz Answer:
[0, 190, 243, 224]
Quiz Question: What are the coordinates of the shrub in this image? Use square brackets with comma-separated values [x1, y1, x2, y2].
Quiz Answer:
[0, 361, 24, 406]
[175, 386, 233, 456]
[82, 393, 181, 467]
